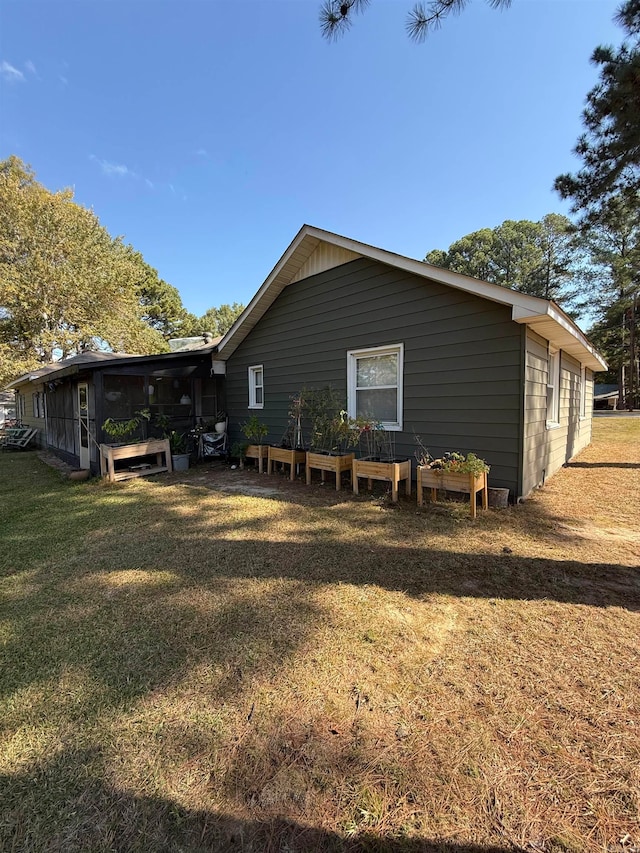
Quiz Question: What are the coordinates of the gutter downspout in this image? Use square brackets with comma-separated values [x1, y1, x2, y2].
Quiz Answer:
[516, 325, 527, 501]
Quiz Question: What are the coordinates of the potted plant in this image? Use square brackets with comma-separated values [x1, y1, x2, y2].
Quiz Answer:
[169, 430, 190, 471]
[351, 419, 411, 503]
[415, 437, 490, 518]
[268, 391, 307, 480]
[303, 388, 355, 491]
[214, 412, 227, 434]
[153, 412, 171, 438]
[231, 440, 250, 469]
[242, 414, 269, 473]
[101, 408, 151, 445]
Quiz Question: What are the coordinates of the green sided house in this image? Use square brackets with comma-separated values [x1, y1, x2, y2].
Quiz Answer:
[217, 225, 606, 500]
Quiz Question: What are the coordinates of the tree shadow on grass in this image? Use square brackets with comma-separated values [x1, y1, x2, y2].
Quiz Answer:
[2, 457, 638, 852]
[0, 750, 520, 853]
[2, 475, 638, 706]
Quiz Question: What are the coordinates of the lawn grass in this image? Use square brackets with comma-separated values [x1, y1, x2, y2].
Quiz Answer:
[1, 419, 639, 852]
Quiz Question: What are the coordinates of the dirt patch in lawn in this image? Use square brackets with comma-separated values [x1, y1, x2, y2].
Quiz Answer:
[1, 419, 639, 853]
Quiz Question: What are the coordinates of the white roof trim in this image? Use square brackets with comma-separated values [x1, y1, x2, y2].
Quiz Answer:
[217, 225, 607, 371]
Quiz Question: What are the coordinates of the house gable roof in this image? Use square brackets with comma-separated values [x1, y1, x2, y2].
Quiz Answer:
[217, 225, 607, 371]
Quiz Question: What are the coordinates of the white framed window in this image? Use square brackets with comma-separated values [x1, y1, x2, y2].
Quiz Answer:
[546, 347, 560, 427]
[347, 343, 404, 431]
[579, 365, 587, 418]
[32, 391, 45, 419]
[17, 393, 25, 421]
[248, 364, 264, 409]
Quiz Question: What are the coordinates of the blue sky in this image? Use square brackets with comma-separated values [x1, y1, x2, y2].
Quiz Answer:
[0, 0, 622, 317]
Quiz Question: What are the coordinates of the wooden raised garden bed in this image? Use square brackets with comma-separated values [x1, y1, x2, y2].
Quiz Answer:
[306, 451, 355, 491]
[417, 466, 488, 519]
[352, 458, 411, 503]
[245, 444, 268, 474]
[267, 446, 307, 481]
[99, 439, 172, 483]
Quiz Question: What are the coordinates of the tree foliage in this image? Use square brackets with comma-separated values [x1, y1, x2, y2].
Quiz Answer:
[0, 156, 170, 387]
[181, 302, 245, 338]
[424, 215, 582, 310]
[553, 1, 640, 405]
[132, 252, 189, 340]
[555, 0, 640, 214]
[580, 196, 640, 402]
[319, 0, 511, 42]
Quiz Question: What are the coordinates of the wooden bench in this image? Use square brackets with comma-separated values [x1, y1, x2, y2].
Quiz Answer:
[99, 440, 172, 482]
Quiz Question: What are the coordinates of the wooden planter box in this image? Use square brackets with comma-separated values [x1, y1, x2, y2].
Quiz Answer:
[352, 457, 411, 503]
[245, 444, 268, 473]
[306, 451, 355, 491]
[417, 466, 488, 519]
[99, 439, 172, 482]
[267, 446, 307, 481]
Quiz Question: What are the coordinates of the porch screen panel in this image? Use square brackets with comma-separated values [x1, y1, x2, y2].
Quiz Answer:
[46, 384, 76, 453]
[103, 375, 145, 419]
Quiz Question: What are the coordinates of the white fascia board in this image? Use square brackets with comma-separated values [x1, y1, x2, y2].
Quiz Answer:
[547, 305, 607, 370]
[304, 226, 549, 314]
[5, 371, 46, 390]
[511, 305, 546, 321]
[216, 225, 316, 359]
[515, 304, 607, 371]
[217, 225, 549, 358]
[215, 225, 606, 371]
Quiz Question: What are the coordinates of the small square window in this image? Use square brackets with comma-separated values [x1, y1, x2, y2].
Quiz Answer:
[248, 365, 264, 409]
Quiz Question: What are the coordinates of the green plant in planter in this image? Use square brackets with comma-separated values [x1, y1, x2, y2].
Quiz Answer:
[284, 391, 306, 449]
[169, 430, 187, 455]
[350, 417, 397, 461]
[153, 412, 172, 438]
[303, 386, 355, 453]
[415, 435, 489, 476]
[102, 409, 151, 443]
[231, 440, 250, 467]
[242, 415, 268, 445]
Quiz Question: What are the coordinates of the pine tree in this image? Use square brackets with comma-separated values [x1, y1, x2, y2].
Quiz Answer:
[555, 0, 640, 213]
[319, 0, 511, 42]
[424, 216, 583, 312]
[582, 196, 640, 408]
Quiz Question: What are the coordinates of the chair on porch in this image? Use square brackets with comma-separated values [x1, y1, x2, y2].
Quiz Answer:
[0, 427, 38, 450]
[198, 418, 228, 460]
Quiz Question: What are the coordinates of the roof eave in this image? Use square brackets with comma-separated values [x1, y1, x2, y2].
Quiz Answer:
[215, 225, 607, 371]
[513, 305, 607, 371]
[5, 369, 57, 390]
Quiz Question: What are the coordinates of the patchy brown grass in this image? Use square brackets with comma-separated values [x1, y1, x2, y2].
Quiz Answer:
[0, 419, 638, 852]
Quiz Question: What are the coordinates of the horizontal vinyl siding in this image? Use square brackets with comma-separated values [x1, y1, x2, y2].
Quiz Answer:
[226, 258, 523, 493]
[522, 329, 593, 497]
[16, 382, 46, 447]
